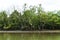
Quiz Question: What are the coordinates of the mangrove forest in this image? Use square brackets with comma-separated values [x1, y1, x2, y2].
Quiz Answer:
[0, 4, 60, 31]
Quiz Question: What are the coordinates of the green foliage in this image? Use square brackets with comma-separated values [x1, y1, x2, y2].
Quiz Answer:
[0, 11, 8, 30]
[0, 4, 60, 30]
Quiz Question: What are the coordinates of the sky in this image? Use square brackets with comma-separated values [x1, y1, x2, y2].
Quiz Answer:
[0, 0, 60, 12]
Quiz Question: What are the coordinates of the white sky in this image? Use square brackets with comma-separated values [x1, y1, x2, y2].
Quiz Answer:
[0, 0, 60, 11]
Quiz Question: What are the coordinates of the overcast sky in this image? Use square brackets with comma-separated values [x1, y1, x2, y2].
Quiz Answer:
[0, 0, 60, 11]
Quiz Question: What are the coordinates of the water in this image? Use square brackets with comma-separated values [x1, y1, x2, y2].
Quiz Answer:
[0, 33, 60, 40]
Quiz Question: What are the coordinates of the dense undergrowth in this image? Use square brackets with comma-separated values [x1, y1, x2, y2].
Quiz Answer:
[0, 4, 60, 31]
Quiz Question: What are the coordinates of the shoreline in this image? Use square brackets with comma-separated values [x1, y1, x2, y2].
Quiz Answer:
[0, 30, 60, 33]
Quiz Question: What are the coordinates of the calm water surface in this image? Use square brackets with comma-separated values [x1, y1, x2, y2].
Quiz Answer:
[0, 33, 60, 40]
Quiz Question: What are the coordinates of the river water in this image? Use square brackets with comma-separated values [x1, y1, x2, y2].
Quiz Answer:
[0, 33, 60, 40]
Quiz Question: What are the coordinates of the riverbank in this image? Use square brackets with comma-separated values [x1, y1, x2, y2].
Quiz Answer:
[0, 30, 60, 33]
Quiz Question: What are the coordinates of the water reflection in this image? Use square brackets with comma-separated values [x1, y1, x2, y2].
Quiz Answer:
[0, 33, 60, 40]
[3, 34, 11, 40]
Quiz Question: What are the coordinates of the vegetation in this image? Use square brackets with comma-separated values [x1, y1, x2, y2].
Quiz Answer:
[0, 4, 60, 31]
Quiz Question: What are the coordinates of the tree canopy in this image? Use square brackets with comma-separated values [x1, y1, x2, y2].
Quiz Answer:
[0, 4, 60, 30]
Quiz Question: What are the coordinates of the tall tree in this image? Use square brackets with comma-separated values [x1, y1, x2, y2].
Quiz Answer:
[8, 10, 21, 30]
